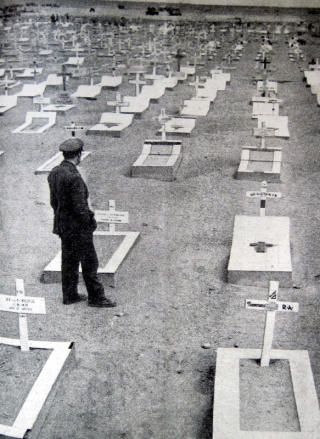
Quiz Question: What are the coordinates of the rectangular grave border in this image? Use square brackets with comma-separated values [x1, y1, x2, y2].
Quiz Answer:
[213, 348, 320, 439]
[34, 151, 91, 175]
[42, 231, 140, 286]
[0, 337, 74, 439]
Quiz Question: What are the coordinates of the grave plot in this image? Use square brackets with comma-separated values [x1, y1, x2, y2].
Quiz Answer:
[257, 79, 278, 96]
[70, 83, 102, 99]
[15, 67, 43, 78]
[304, 70, 320, 87]
[16, 82, 47, 98]
[0, 280, 74, 439]
[41, 202, 140, 287]
[255, 116, 290, 138]
[119, 95, 150, 117]
[0, 95, 17, 114]
[213, 281, 320, 439]
[228, 182, 292, 287]
[96, 75, 122, 88]
[43, 65, 76, 112]
[12, 112, 56, 134]
[180, 99, 211, 117]
[252, 102, 279, 118]
[158, 117, 196, 136]
[34, 151, 91, 174]
[86, 112, 134, 137]
[131, 140, 183, 181]
[140, 82, 166, 102]
[86, 92, 134, 136]
[237, 123, 282, 181]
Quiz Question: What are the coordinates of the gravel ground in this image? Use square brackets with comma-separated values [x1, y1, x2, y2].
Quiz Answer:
[1, 3, 320, 439]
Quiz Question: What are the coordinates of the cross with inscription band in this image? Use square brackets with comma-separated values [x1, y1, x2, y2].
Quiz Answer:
[253, 121, 276, 149]
[246, 281, 299, 367]
[95, 200, 129, 232]
[64, 121, 85, 137]
[107, 92, 130, 114]
[246, 180, 282, 217]
[0, 279, 46, 352]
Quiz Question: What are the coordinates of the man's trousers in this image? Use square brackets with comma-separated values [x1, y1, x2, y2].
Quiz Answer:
[60, 230, 105, 303]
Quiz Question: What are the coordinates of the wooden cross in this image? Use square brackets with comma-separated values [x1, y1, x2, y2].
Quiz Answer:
[57, 64, 72, 91]
[95, 200, 129, 232]
[155, 108, 172, 141]
[253, 121, 275, 149]
[107, 92, 130, 113]
[0, 279, 46, 351]
[189, 76, 204, 99]
[64, 121, 85, 137]
[246, 281, 299, 367]
[175, 48, 185, 71]
[129, 72, 146, 96]
[246, 180, 282, 216]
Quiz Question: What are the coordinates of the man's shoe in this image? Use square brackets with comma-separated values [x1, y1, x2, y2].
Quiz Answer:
[88, 298, 117, 308]
[63, 294, 87, 305]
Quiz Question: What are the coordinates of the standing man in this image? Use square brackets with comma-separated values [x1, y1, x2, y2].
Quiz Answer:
[48, 138, 117, 308]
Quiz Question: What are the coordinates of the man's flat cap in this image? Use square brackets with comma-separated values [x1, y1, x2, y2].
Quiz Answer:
[59, 138, 84, 152]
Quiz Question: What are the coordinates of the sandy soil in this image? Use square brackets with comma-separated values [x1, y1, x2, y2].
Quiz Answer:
[1, 4, 320, 439]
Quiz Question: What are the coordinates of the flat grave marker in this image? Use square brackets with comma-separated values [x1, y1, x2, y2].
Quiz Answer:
[213, 282, 320, 438]
[42, 201, 140, 286]
[0, 281, 74, 439]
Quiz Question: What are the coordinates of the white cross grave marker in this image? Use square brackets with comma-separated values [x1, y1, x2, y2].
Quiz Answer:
[107, 92, 130, 113]
[0, 279, 46, 351]
[129, 72, 146, 96]
[254, 121, 276, 149]
[95, 200, 129, 232]
[246, 180, 282, 216]
[155, 108, 173, 141]
[246, 281, 299, 367]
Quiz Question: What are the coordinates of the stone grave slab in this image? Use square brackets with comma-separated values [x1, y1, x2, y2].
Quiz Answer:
[0, 338, 74, 439]
[16, 82, 47, 98]
[157, 76, 178, 89]
[173, 71, 188, 82]
[16, 68, 43, 78]
[64, 57, 85, 66]
[97, 75, 122, 88]
[44, 74, 63, 87]
[41, 231, 140, 286]
[120, 95, 150, 116]
[159, 117, 196, 136]
[71, 84, 102, 99]
[227, 215, 292, 287]
[236, 147, 282, 182]
[140, 83, 166, 102]
[197, 85, 218, 102]
[310, 83, 320, 95]
[256, 116, 290, 138]
[304, 70, 320, 86]
[35, 151, 91, 174]
[212, 348, 320, 439]
[0, 95, 17, 114]
[180, 66, 195, 76]
[42, 103, 75, 112]
[251, 96, 283, 104]
[180, 99, 210, 117]
[0, 280, 74, 439]
[12, 112, 56, 134]
[252, 102, 279, 118]
[86, 113, 134, 137]
[131, 140, 183, 181]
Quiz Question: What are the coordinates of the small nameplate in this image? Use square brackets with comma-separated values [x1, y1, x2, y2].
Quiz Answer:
[0, 295, 46, 314]
[65, 125, 85, 131]
[56, 92, 73, 104]
[246, 191, 282, 198]
[33, 97, 51, 104]
[95, 210, 129, 224]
